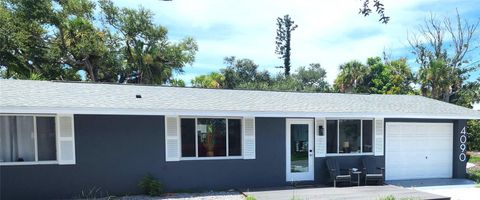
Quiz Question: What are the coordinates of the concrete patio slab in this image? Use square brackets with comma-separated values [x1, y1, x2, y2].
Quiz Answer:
[243, 185, 449, 200]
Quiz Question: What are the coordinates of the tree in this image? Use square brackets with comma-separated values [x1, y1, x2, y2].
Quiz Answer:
[170, 79, 186, 87]
[221, 56, 270, 89]
[366, 57, 414, 94]
[275, 15, 298, 76]
[294, 63, 330, 92]
[0, 0, 86, 81]
[334, 60, 369, 93]
[408, 11, 480, 151]
[359, 0, 389, 24]
[468, 120, 480, 151]
[408, 10, 479, 102]
[191, 72, 225, 88]
[0, 0, 197, 84]
[99, 0, 198, 84]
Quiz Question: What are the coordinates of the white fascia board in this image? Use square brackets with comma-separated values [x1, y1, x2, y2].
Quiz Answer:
[0, 106, 479, 119]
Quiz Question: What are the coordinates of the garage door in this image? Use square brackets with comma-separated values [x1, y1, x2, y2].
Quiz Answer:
[385, 122, 453, 180]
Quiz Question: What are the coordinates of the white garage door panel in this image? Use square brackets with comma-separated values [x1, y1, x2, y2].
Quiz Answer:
[386, 122, 453, 181]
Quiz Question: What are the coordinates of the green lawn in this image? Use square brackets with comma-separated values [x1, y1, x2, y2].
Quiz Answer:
[469, 155, 480, 164]
[468, 154, 480, 183]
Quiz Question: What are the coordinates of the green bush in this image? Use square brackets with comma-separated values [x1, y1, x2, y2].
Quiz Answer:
[467, 169, 480, 183]
[245, 195, 257, 200]
[138, 174, 164, 196]
[467, 120, 480, 151]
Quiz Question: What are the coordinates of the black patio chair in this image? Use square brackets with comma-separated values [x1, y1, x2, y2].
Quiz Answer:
[362, 157, 384, 185]
[326, 158, 352, 187]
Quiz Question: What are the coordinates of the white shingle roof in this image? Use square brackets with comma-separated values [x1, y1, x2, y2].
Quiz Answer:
[1, 79, 479, 119]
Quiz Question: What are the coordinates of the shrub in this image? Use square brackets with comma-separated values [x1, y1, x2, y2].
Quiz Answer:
[467, 120, 480, 151]
[245, 195, 257, 200]
[468, 169, 480, 183]
[138, 174, 164, 196]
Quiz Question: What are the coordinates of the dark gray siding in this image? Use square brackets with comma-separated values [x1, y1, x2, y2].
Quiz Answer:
[0, 116, 289, 200]
[384, 119, 467, 179]
[0, 116, 465, 200]
[1, 115, 164, 200]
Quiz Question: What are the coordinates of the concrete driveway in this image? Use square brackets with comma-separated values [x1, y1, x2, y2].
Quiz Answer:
[387, 179, 479, 200]
[243, 185, 448, 200]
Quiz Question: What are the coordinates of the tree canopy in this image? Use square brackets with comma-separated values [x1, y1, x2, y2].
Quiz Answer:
[0, 0, 198, 84]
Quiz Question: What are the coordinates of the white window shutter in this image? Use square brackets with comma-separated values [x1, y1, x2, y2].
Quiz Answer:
[374, 118, 384, 156]
[56, 114, 76, 165]
[315, 118, 326, 157]
[165, 116, 180, 161]
[243, 117, 255, 159]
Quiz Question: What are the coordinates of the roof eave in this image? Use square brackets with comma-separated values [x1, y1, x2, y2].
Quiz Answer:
[1, 106, 479, 120]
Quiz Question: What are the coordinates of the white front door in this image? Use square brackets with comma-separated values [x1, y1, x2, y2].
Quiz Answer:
[286, 119, 314, 181]
[385, 122, 453, 180]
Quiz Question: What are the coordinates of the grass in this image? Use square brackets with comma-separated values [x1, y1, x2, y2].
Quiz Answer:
[469, 155, 480, 164]
[467, 154, 480, 183]
[245, 195, 257, 200]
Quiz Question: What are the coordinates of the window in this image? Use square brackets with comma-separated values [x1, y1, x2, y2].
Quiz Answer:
[326, 119, 373, 154]
[0, 115, 57, 163]
[326, 120, 338, 154]
[180, 117, 242, 158]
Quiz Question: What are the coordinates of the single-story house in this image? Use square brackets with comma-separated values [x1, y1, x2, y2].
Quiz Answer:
[1, 79, 479, 199]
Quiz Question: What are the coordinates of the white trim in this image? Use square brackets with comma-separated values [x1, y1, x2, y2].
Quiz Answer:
[374, 118, 385, 156]
[360, 120, 363, 153]
[0, 161, 59, 166]
[314, 117, 326, 157]
[226, 118, 229, 156]
[327, 119, 374, 155]
[165, 115, 180, 162]
[242, 116, 256, 159]
[195, 118, 198, 158]
[178, 117, 244, 160]
[0, 114, 60, 165]
[56, 114, 76, 165]
[1, 107, 478, 119]
[180, 156, 243, 161]
[326, 153, 375, 157]
[33, 116, 38, 162]
[0, 113, 56, 117]
[286, 118, 315, 182]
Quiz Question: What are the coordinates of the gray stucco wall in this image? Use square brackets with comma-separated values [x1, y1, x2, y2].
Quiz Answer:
[0, 116, 465, 200]
[0, 116, 291, 200]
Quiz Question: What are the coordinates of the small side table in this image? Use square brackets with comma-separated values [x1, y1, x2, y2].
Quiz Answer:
[352, 171, 362, 186]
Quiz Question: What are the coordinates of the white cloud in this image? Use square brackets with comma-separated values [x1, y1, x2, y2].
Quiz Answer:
[112, 0, 480, 83]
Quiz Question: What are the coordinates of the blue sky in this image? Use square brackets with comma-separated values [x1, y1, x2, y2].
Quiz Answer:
[111, 0, 480, 92]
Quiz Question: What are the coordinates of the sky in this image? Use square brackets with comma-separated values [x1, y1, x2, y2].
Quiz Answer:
[111, 0, 480, 85]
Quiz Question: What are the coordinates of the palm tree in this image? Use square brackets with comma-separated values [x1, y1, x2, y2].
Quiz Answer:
[191, 72, 225, 88]
[417, 59, 458, 101]
[334, 60, 369, 93]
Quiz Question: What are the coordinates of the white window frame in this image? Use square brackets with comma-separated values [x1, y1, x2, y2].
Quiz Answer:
[326, 118, 374, 156]
[179, 116, 243, 160]
[0, 114, 59, 166]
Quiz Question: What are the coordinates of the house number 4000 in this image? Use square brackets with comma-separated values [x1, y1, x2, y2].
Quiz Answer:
[459, 127, 467, 162]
